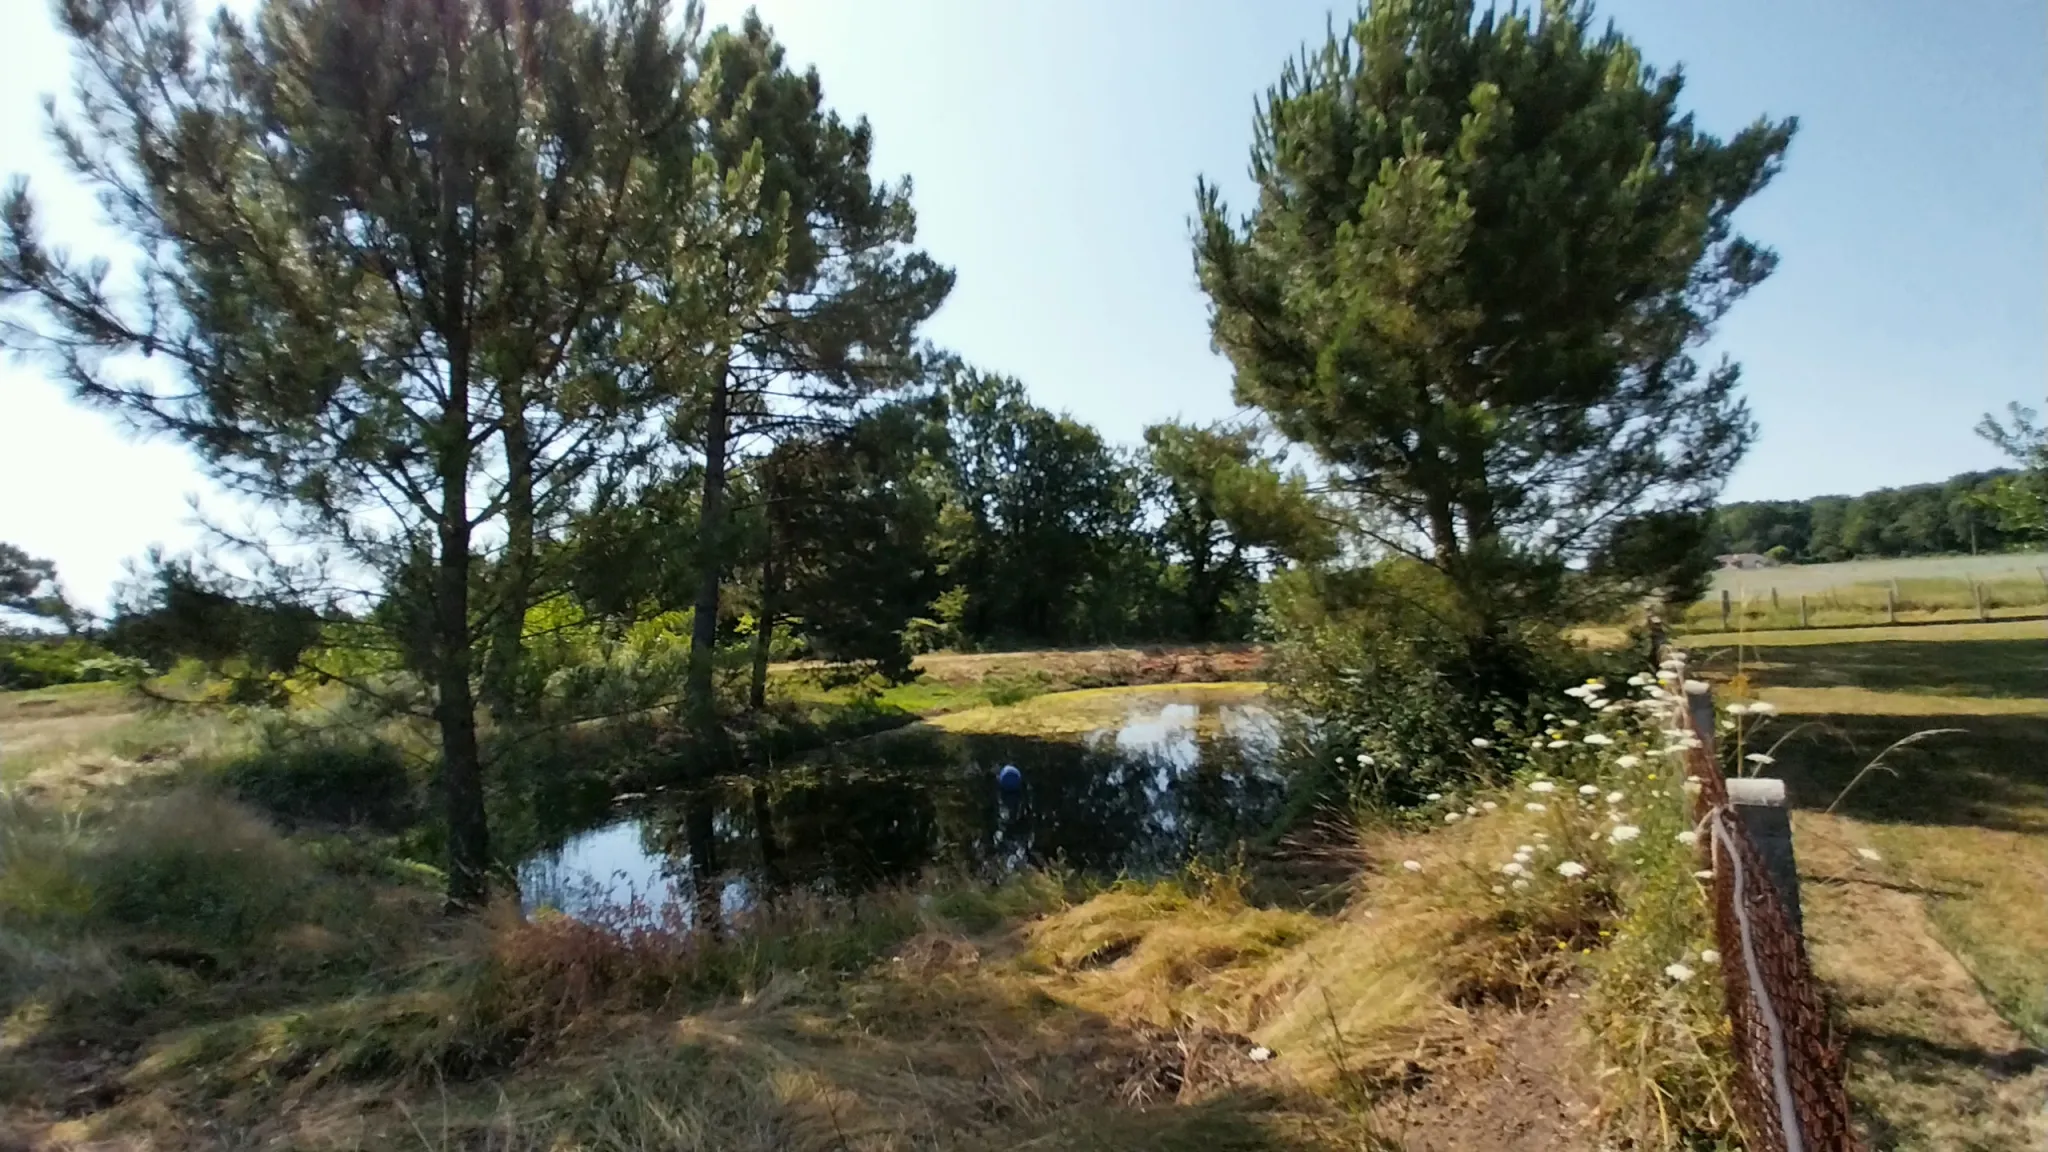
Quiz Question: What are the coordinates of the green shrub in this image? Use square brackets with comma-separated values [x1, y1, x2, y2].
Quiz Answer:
[0, 638, 149, 690]
[84, 791, 311, 948]
[219, 734, 415, 830]
[1263, 559, 1593, 810]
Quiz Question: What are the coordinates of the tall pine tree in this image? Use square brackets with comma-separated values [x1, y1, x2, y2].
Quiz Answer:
[1196, 0, 1793, 625]
[1, 0, 727, 907]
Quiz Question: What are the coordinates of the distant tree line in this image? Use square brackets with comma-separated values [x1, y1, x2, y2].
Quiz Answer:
[1707, 469, 2029, 563]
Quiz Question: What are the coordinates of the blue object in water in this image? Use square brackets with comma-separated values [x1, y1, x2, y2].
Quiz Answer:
[998, 764, 1023, 792]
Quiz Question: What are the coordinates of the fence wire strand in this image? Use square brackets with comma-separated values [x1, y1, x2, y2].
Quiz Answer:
[1680, 688, 1861, 1151]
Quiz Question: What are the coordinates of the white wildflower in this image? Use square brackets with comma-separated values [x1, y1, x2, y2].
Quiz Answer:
[1511, 878, 1530, 890]
[1675, 830, 1699, 846]
[1516, 844, 1535, 855]
[1529, 780, 1557, 794]
[1745, 753, 1775, 766]
[1682, 777, 1704, 796]
[1665, 962, 1696, 983]
[1726, 703, 1751, 716]
[1501, 861, 1527, 876]
[1471, 737, 1494, 749]
[1578, 784, 1600, 796]
[1700, 949, 1721, 964]
[1556, 861, 1588, 879]
[1402, 860, 1423, 872]
[1684, 679, 1711, 695]
[1544, 712, 1559, 721]
[1445, 812, 1462, 824]
[1749, 701, 1779, 716]
[1248, 1045, 1274, 1063]
[1606, 790, 1625, 804]
[1466, 805, 1479, 815]
[1492, 885, 1507, 895]
[1563, 685, 1592, 699]
[1655, 669, 1679, 684]
[1581, 732, 1613, 746]
[1856, 847, 1882, 862]
[1481, 801, 1499, 811]
[1526, 802, 1548, 813]
[1626, 673, 1651, 687]
[1426, 792, 1443, 801]
[1614, 754, 1642, 769]
[1533, 831, 1549, 841]
[1602, 702, 1627, 713]
[1609, 824, 1641, 843]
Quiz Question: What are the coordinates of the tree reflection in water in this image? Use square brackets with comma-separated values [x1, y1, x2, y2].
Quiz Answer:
[517, 693, 1283, 927]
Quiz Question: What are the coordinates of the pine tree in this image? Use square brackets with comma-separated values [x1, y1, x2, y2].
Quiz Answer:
[1, 0, 723, 907]
[658, 13, 952, 744]
[1195, 0, 1794, 624]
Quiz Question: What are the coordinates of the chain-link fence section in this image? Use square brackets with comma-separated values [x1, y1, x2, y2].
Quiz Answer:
[1680, 687, 1860, 1152]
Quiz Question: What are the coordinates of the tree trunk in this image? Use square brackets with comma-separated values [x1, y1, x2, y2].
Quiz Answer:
[686, 362, 732, 739]
[683, 787, 721, 939]
[1187, 507, 1214, 643]
[751, 780, 783, 893]
[438, 352, 489, 911]
[749, 551, 776, 711]
[434, 93, 489, 912]
[483, 387, 533, 718]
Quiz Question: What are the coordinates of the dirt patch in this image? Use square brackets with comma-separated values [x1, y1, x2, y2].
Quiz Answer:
[1372, 992, 1600, 1151]
[911, 645, 1266, 688]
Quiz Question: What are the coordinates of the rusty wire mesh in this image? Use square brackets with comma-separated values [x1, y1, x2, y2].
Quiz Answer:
[1679, 689, 1860, 1152]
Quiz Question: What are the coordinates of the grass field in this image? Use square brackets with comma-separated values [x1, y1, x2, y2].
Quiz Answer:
[0, 648, 1746, 1150]
[1707, 551, 2048, 594]
[1690, 623, 2048, 1149]
[1689, 552, 2048, 633]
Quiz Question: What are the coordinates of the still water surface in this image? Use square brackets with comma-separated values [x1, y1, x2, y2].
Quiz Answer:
[516, 686, 1285, 924]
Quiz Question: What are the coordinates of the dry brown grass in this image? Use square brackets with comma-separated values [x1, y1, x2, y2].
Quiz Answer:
[929, 682, 1269, 737]
[1797, 816, 2048, 1151]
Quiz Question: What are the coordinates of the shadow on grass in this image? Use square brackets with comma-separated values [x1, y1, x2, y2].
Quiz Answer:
[1736, 639, 2048, 698]
[1768, 711, 2048, 833]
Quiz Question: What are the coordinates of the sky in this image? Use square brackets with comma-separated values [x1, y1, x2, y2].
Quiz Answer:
[1, 0, 2042, 611]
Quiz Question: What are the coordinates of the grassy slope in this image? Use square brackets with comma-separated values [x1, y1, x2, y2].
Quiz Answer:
[1, 651, 1736, 1151]
[1692, 627, 2048, 1150]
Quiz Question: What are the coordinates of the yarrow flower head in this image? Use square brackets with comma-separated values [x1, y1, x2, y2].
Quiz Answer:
[1675, 830, 1699, 846]
[1609, 824, 1641, 843]
[1606, 790, 1625, 804]
[1481, 801, 1498, 811]
[1470, 737, 1494, 749]
[1581, 732, 1613, 746]
[1578, 784, 1599, 796]
[1556, 860, 1588, 879]
[1665, 962, 1696, 983]
[1356, 752, 1375, 767]
[1749, 701, 1779, 716]
[1528, 780, 1557, 793]
[1700, 949, 1721, 965]
[1401, 860, 1423, 872]
[1614, 755, 1642, 769]
[1526, 802, 1548, 813]
[1426, 792, 1442, 801]
[1727, 703, 1751, 716]
[1445, 812, 1462, 823]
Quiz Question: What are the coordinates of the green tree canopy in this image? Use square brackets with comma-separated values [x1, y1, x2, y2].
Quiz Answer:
[1, 0, 726, 907]
[1142, 421, 1332, 640]
[1195, 0, 1794, 622]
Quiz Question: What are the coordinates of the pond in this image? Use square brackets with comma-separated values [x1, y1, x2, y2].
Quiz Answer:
[516, 684, 1287, 925]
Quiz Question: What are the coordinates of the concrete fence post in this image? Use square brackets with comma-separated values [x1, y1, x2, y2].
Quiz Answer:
[1727, 777, 1805, 938]
[1798, 594, 1808, 628]
[1721, 589, 1732, 630]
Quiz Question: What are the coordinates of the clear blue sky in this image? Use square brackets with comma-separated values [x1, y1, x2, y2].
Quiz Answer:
[2, 0, 2042, 609]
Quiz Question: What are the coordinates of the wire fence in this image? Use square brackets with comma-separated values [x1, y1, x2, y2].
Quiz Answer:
[1678, 685, 1861, 1152]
